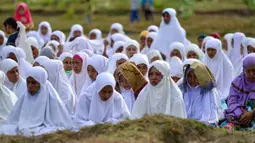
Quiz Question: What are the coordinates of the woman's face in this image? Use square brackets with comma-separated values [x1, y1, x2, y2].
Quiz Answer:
[73, 30, 81, 38]
[245, 68, 255, 82]
[8, 53, 18, 63]
[151, 56, 160, 63]
[223, 39, 228, 51]
[171, 76, 180, 83]
[247, 46, 255, 54]
[99, 85, 113, 101]
[87, 65, 98, 81]
[118, 74, 131, 90]
[72, 58, 82, 74]
[126, 45, 138, 58]
[170, 49, 182, 60]
[115, 46, 124, 53]
[111, 29, 119, 35]
[7, 66, 19, 83]
[163, 13, 171, 24]
[0, 35, 4, 45]
[137, 63, 148, 76]
[41, 26, 48, 35]
[89, 32, 96, 40]
[116, 58, 127, 68]
[27, 77, 40, 96]
[147, 37, 153, 48]
[149, 67, 163, 86]
[31, 46, 39, 59]
[63, 57, 72, 71]
[187, 51, 198, 59]
[140, 36, 146, 47]
[51, 35, 60, 43]
[18, 7, 25, 15]
[187, 70, 199, 88]
[207, 48, 217, 59]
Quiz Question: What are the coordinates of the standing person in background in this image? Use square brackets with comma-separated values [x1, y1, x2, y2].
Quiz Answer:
[130, 0, 139, 24]
[14, 2, 33, 31]
[141, 0, 154, 21]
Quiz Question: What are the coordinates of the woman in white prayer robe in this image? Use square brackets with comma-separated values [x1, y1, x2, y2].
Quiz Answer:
[141, 32, 157, 54]
[113, 41, 126, 54]
[75, 72, 130, 127]
[0, 71, 17, 125]
[59, 52, 73, 79]
[201, 36, 214, 53]
[26, 37, 40, 59]
[106, 53, 128, 75]
[146, 49, 163, 64]
[186, 43, 204, 61]
[132, 60, 187, 119]
[167, 42, 186, 63]
[0, 59, 26, 98]
[33, 56, 50, 67]
[67, 24, 85, 42]
[40, 59, 76, 114]
[0, 67, 75, 136]
[123, 40, 140, 59]
[37, 21, 52, 44]
[223, 33, 233, 56]
[64, 37, 93, 55]
[106, 33, 129, 58]
[2, 46, 32, 78]
[202, 38, 234, 103]
[147, 25, 159, 33]
[89, 29, 102, 40]
[27, 31, 44, 49]
[129, 53, 150, 79]
[169, 56, 183, 83]
[151, 8, 185, 56]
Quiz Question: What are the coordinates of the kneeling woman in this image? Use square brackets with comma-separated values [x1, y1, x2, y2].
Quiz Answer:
[75, 72, 130, 127]
[0, 67, 75, 136]
[179, 62, 219, 126]
[132, 61, 187, 119]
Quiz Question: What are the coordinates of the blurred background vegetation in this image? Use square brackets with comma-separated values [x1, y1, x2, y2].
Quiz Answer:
[0, 0, 255, 43]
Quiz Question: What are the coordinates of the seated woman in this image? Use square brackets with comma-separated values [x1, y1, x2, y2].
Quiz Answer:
[116, 62, 148, 99]
[129, 53, 150, 79]
[37, 21, 52, 44]
[75, 72, 130, 127]
[0, 71, 17, 125]
[0, 67, 75, 136]
[59, 52, 73, 79]
[186, 43, 204, 61]
[26, 37, 40, 59]
[147, 49, 163, 64]
[123, 40, 140, 59]
[113, 41, 125, 54]
[89, 29, 102, 40]
[224, 53, 255, 131]
[167, 42, 186, 62]
[67, 24, 84, 42]
[179, 61, 219, 126]
[132, 60, 187, 119]
[0, 59, 26, 98]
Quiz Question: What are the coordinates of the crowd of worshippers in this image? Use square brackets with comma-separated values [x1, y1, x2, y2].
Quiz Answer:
[0, 2, 255, 136]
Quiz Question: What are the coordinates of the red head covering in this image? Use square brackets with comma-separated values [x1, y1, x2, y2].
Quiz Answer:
[14, 2, 32, 25]
[210, 32, 221, 40]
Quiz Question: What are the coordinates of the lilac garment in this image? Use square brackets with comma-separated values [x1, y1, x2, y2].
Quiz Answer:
[225, 53, 255, 120]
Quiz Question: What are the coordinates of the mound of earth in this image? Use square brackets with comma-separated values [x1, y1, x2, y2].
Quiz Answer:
[0, 115, 255, 143]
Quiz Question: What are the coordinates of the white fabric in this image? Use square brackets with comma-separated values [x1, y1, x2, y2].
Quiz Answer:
[0, 59, 26, 98]
[75, 72, 130, 127]
[64, 37, 93, 54]
[39, 46, 56, 59]
[110, 23, 124, 35]
[34, 56, 50, 66]
[132, 60, 187, 119]
[107, 33, 129, 57]
[223, 33, 233, 56]
[2, 46, 32, 78]
[123, 40, 140, 57]
[51, 30, 66, 45]
[59, 52, 73, 62]
[113, 41, 126, 53]
[129, 53, 149, 77]
[37, 21, 52, 44]
[120, 87, 135, 113]
[147, 25, 159, 33]
[40, 60, 76, 114]
[169, 56, 183, 78]
[181, 27, 191, 47]
[69, 52, 89, 97]
[0, 71, 17, 125]
[228, 32, 246, 76]
[186, 43, 204, 61]
[151, 8, 185, 55]
[141, 32, 157, 54]
[106, 53, 128, 74]
[89, 29, 102, 40]
[243, 37, 254, 55]
[201, 36, 214, 53]
[67, 24, 84, 42]
[248, 39, 255, 49]
[146, 49, 163, 63]
[0, 67, 75, 136]
[27, 31, 44, 49]
[0, 30, 7, 61]
[83, 55, 108, 90]
[46, 40, 60, 54]
[167, 42, 186, 62]
[203, 38, 234, 100]
[26, 37, 39, 49]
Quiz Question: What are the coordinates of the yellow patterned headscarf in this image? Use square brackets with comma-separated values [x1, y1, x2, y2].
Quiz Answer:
[140, 30, 149, 38]
[116, 62, 147, 94]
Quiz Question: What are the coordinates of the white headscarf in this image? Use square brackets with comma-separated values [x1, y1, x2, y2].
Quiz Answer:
[46, 40, 60, 54]
[0, 71, 17, 125]
[107, 33, 129, 57]
[75, 72, 130, 127]
[146, 49, 163, 63]
[59, 52, 73, 62]
[151, 8, 185, 55]
[242, 37, 254, 56]
[89, 29, 102, 40]
[0, 30, 7, 61]
[129, 53, 149, 77]
[201, 36, 214, 53]
[248, 39, 255, 49]
[132, 60, 187, 119]
[27, 31, 45, 49]
[51, 30, 66, 45]
[113, 41, 126, 53]
[37, 21, 52, 44]
[39, 46, 56, 59]
[0, 59, 26, 98]
[186, 43, 204, 61]
[65, 37, 93, 55]
[106, 53, 128, 74]
[83, 55, 108, 89]
[123, 40, 140, 58]
[228, 32, 246, 76]
[70, 52, 89, 97]
[167, 42, 186, 66]
[203, 38, 234, 100]
[2, 46, 32, 78]
[223, 33, 233, 56]
[110, 23, 124, 34]
[169, 56, 183, 78]
[34, 56, 50, 66]
[147, 25, 159, 33]
[26, 37, 39, 49]
[5, 67, 75, 136]
[141, 32, 157, 54]
[40, 60, 76, 114]
[67, 24, 84, 42]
